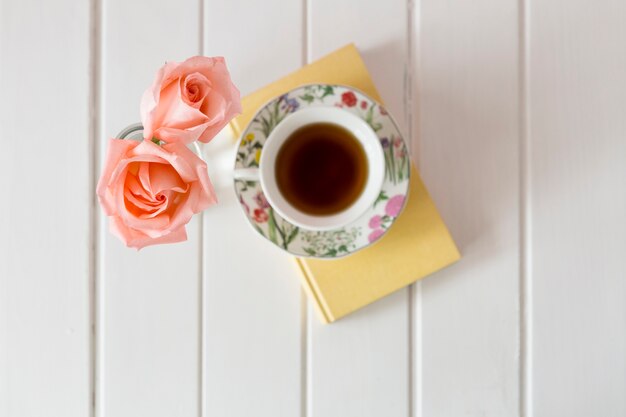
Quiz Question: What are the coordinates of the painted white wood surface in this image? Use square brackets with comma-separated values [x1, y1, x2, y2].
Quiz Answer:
[0, 1, 91, 416]
[201, 1, 304, 417]
[527, 0, 626, 415]
[98, 1, 202, 416]
[416, 0, 522, 416]
[1, 0, 625, 416]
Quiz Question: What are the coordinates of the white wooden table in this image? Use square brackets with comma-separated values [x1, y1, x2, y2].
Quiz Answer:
[1, 0, 625, 416]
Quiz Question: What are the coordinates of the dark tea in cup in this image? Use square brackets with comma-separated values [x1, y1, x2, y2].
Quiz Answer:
[275, 122, 368, 216]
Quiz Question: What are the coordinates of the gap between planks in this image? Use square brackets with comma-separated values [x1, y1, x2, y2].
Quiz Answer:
[89, 0, 103, 415]
[518, 0, 533, 415]
[407, 0, 422, 416]
[199, 2, 206, 417]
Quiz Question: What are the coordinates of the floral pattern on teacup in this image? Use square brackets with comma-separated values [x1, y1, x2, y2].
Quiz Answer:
[367, 194, 406, 243]
[234, 84, 411, 258]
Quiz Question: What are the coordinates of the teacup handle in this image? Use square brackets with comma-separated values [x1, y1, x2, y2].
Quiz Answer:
[233, 168, 260, 181]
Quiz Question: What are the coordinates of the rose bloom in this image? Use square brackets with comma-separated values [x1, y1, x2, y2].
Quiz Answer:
[97, 139, 216, 249]
[141, 56, 242, 145]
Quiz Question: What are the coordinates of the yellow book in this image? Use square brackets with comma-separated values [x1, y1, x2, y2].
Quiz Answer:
[230, 44, 460, 323]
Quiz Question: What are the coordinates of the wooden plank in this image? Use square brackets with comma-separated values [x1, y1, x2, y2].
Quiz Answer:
[98, 1, 202, 416]
[527, 0, 626, 415]
[201, 1, 304, 416]
[0, 1, 91, 416]
[415, 0, 521, 415]
[307, 1, 410, 416]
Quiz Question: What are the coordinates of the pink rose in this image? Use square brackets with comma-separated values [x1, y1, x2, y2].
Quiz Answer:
[140, 56, 242, 145]
[97, 139, 216, 249]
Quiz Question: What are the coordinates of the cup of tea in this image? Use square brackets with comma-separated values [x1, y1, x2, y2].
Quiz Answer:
[234, 107, 385, 231]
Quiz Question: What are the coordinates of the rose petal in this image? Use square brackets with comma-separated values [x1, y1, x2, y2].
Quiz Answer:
[110, 216, 187, 250]
[124, 188, 170, 220]
[96, 139, 139, 215]
[114, 176, 171, 238]
[161, 142, 203, 183]
[197, 99, 236, 143]
[164, 169, 215, 230]
[181, 72, 211, 108]
[196, 59, 241, 143]
[149, 162, 188, 194]
[137, 161, 153, 195]
[131, 224, 188, 249]
[140, 61, 181, 141]
[124, 187, 165, 214]
[150, 81, 210, 141]
[168, 56, 222, 81]
[153, 123, 210, 145]
[125, 172, 155, 203]
[194, 161, 217, 210]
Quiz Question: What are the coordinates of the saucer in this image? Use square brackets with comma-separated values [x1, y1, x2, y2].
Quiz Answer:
[233, 84, 411, 258]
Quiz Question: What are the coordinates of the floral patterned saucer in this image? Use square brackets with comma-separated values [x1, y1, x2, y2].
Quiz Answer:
[233, 84, 410, 259]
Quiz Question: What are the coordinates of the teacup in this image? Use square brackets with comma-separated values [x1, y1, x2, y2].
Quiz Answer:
[234, 107, 384, 231]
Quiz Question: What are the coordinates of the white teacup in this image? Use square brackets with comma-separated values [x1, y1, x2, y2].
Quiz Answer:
[234, 107, 385, 231]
